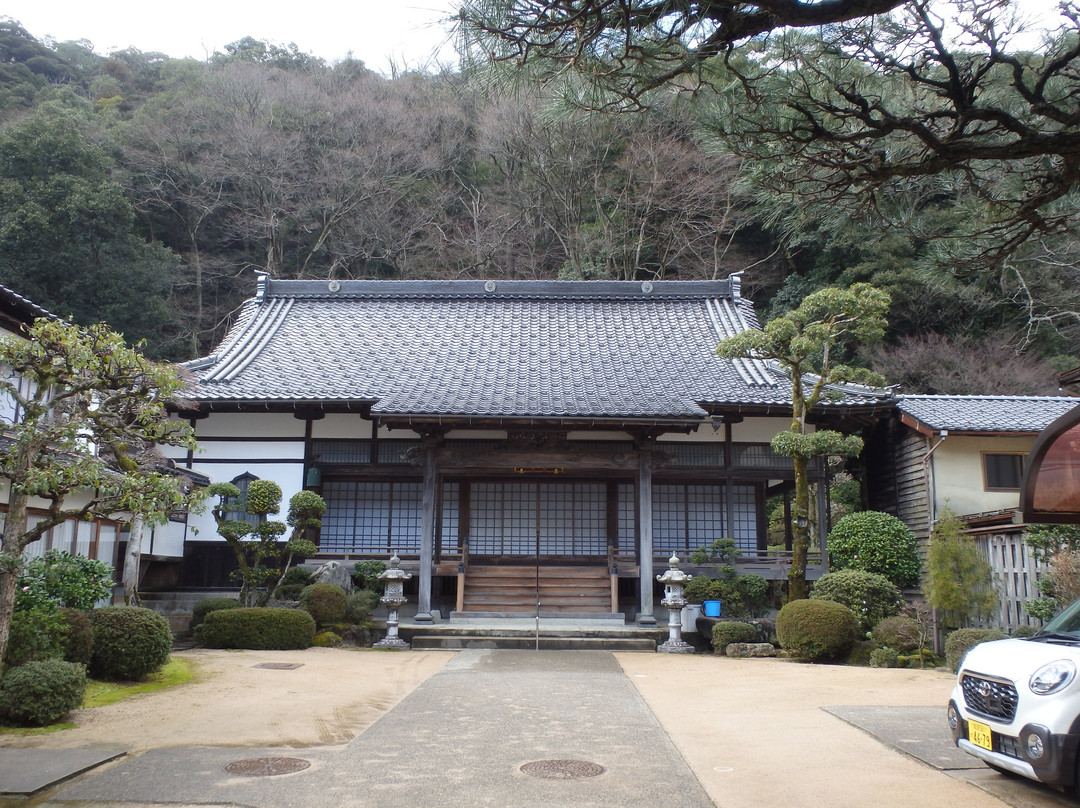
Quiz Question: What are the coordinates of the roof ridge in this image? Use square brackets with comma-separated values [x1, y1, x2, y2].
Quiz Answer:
[260, 278, 736, 300]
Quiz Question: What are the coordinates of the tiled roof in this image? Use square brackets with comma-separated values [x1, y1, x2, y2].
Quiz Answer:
[186, 277, 893, 422]
[898, 395, 1080, 434]
[0, 283, 56, 330]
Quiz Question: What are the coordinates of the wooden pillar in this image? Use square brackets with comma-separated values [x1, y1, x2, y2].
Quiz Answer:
[637, 439, 656, 626]
[414, 438, 438, 622]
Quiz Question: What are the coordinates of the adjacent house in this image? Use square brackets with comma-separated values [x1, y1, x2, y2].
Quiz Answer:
[865, 395, 1080, 628]
[0, 283, 206, 598]
[0, 284, 126, 567]
[170, 274, 895, 623]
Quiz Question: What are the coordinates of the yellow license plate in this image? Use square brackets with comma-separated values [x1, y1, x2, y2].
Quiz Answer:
[969, 719, 993, 751]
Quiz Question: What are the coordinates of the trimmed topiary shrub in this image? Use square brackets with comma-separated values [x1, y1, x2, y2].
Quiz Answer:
[776, 599, 859, 661]
[0, 659, 87, 726]
[300, 583, 347, 627]
[195, 607, 315, 650]
[810, 569, 902, 633]
[344, 590, 380, 624]
[4, 608, 66, 668]
[711, 621, 759, 655]
[827, 511, 921, 589]
[1012, 624, 1039, 638]
[871, 616, 922, 654]
[191, 597, 242, 630]
[945, 628, 1008, 673]
[89, 606, 173, 681]
[59, 607, 94, 665]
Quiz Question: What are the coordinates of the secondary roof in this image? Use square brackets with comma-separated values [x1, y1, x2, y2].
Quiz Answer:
[898, 395, 1080, 435]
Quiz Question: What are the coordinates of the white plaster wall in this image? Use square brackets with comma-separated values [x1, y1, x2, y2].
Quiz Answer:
[311, 414, 373, 439]
[186, 461, 305, 543]
[931, 435, 1034, 517]
[658, 424, 725, 443]
[192, 413, 305, 439]
[731, 416, 799, 442]
[194, 441, 305, 461]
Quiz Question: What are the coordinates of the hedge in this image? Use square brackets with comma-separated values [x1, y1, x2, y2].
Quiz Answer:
[195, 607, 315, 650]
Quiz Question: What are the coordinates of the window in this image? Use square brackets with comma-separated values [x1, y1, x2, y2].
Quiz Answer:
[984, 453, 1026, 491]
[652, 482, 759, 553]
[321, 480, 424, 552]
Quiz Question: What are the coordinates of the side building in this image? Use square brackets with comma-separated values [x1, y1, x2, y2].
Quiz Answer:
[864, 395, 1079, 629]
[171, 275, 894, 623]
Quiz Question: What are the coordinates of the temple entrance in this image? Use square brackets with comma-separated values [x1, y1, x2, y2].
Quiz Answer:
[454, 480, 618, 615]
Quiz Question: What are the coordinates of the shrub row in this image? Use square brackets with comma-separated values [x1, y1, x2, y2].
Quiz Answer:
[194, 607, 315, 649]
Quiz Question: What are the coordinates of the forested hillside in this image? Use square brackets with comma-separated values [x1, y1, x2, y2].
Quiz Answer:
[0, 14, 1075, 393]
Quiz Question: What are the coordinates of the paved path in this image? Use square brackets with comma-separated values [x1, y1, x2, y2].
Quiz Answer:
[47, 650, 714, 808]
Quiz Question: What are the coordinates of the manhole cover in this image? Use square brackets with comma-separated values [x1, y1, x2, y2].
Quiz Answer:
[251, 662, 304, 670]
[224, 757, 311, 776]
[520, 759, 605, 779]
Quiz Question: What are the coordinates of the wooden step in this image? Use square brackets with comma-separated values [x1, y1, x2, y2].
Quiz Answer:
[461, 564, 613, 614]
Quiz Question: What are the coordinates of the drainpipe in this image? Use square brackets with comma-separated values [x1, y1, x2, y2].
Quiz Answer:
[922, 430, 949, 530]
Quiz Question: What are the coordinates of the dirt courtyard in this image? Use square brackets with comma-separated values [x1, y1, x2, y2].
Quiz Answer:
[0, 648, 1020, 808]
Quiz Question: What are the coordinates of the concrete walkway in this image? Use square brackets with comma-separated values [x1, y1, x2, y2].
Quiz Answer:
[41, 651, 714, 808]
[6, 649, 1073, 808]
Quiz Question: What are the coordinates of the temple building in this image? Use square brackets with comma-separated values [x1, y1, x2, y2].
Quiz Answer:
[169, 274, 894, 623]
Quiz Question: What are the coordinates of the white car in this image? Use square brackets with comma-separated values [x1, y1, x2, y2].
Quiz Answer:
[949, 601, 1080, 790]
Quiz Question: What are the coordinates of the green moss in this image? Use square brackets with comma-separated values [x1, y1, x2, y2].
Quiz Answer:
[82, 657, 193, 708]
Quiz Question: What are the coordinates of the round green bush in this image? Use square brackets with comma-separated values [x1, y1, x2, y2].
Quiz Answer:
[59, 607, 94, 665]
[312, 630, 343, 647]
[776, 599, 859, 661]
[4, 608, 66, 668]
[810, 569, 902, 633]
[191, 597, 242, 630]
[945, 628, 1008, 673]
[1012, 624, 1039, 638]
[89, 606, 173, 681]
[870, 615, 921, 654]
[827, 511, 921, 589]
[683, 576, 720, 604]
[300, 583, 347, 627]
[869, 646, 900, 668]
[344, 590, 380, 623]
[280, 566, 315, 588]
[711, 621, 759, 655]
[0, 659, 87, 726]
[194, 607, 315, 650]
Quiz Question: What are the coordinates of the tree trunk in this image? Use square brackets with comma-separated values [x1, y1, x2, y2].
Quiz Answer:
[788, 455, 811, 601]
[123, 516, 145, 606]
[0, 489, 30, 670]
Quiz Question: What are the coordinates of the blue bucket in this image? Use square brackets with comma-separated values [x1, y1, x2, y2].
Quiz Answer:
[703, 600, 722, 618]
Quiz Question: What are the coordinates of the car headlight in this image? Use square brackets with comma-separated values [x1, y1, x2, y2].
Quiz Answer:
[1030, 660, 1076, 695]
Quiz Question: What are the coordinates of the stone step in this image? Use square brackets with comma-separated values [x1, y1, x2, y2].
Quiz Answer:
[409, 635, 659, 652]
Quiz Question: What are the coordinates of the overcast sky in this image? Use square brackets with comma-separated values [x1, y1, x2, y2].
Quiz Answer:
[1, 0, 1070, 75]
[2, 1, 460, 73]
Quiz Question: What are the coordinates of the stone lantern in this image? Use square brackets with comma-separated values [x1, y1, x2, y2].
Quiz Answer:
[656, 553, 694, 654]
[373, 552, 412, 650]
